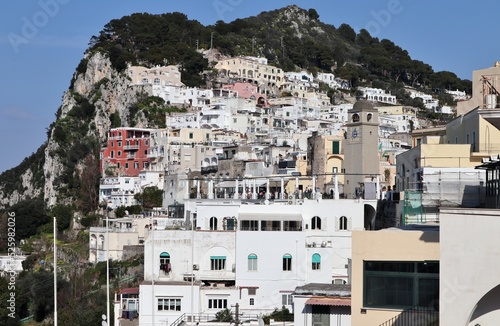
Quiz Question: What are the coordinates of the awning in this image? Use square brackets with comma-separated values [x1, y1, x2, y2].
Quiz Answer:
[305, 297, 351, 307]
[215, 180, 237, 188]
[215, 180, 269, 188]
[238, 212, 302, 221]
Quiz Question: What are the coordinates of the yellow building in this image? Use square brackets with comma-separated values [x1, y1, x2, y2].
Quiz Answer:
[351, 226, 440, 325]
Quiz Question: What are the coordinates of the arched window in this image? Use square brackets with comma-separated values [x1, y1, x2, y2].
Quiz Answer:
[312, 253, 321, 270]
[352, 113, 360, 122]
[311, 216, 322, 230]
[210, 217, 218, 230]
[339, 216, 348, 230]
[283, 254, 292, 271]
[367, 113, 373, 122]
[248, 254, 257, 271]
[90, 234, 97, 249]
[160, 252, 171, 273]
[99, 235, 105, 250]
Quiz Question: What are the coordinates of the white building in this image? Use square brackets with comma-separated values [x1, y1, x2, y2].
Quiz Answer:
[138, 193, 376, 326]
[358, 87, 397, 105]
[440, 207, 500, 325]
[99, 176, 141, 209]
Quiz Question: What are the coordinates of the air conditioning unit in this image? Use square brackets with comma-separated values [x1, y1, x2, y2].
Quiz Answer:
[193, 264, 199, 270]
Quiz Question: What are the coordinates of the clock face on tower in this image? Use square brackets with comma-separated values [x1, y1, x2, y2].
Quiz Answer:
[350, 127, 360, 142]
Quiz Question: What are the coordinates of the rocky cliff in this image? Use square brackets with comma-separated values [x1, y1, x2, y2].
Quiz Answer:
[0, 51, 151, 210]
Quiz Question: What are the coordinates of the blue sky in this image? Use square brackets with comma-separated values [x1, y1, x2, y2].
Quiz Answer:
[0, 0, 499, 173]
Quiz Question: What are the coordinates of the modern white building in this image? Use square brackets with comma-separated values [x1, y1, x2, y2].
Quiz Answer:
[358, 87, 397, 105]
[439, 207, 500, 325]
[138, 194, 377, 326]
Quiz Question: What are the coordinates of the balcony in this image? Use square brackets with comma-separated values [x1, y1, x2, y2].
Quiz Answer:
[124, 145, 140, 151]
[201, 165, 218, 174]
[147, 151, 165, 158]
[127, 154, 136, 159]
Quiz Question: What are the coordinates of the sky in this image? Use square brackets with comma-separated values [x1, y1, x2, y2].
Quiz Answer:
[0, 0, 499, 173]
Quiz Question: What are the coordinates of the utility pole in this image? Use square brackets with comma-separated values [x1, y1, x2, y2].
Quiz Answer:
[235, 303, 239, 325]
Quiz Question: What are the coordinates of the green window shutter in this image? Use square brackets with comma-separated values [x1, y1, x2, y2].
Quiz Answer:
[160, 252, 170, 258]
[333, 141, 340, 154]
[312, 254, 321, 263]
[210, 256, 226, 260]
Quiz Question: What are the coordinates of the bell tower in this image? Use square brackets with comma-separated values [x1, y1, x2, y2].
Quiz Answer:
[343, 100, 379, 198]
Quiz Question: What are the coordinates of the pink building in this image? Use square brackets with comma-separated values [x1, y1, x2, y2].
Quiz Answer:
[222, 82, 268, 107]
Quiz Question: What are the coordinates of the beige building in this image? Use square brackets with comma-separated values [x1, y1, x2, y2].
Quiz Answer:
[128, 64, 183, 87]
[307, 131, 344, 193]
[457, 63, 500, 116]
[395, 143, 481, 192]
[446, 106, 500, 155]
[351, 226, 439, 325]
[215, 56, 284, 94]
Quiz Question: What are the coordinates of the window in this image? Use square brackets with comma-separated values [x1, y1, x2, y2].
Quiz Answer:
[367, 113, 373, 122]
[261, 220, 281, 231]
[283, 254, 292, 271]
[189, 133, 194, 139]
[134, 162, 139, 169]
[143, 162, 148, 169]
[332, 141, 340, 155]
[210, 256, 226, 270]
[210, 217, 218, 230]
[208, 299, 227, 309]
[241, 220, 258, 231]
[158, 298, 181, 311]
[311, 216, 321, 230]
[125, 163, 129, 169]
[159, 252, 171, 273]
[339, 216, 348, 230]
[352, 113, 360, 122]
[110, 151, 114, 158]
[363, 261, 439, 309]
[117, 151, 121, 157]
[282, 294, 293, 305]
[312, 253, 321, 270]
[118, 141, 122, 147]
[248, 254, 257, 271]
[249, 298, 255, 306]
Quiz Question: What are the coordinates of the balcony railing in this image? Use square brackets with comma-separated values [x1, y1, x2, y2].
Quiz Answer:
[124, 145, 140, 150]
[201, 165, 218, 174]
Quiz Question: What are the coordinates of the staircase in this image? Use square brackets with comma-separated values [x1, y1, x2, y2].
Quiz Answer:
[379, 306, 439, 326]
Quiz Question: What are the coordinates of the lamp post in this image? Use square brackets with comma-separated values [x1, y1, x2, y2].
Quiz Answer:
[106, 203, 110, 326]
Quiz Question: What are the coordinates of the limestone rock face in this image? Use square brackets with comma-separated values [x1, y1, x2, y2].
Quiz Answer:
[1, 51, 154, 209]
